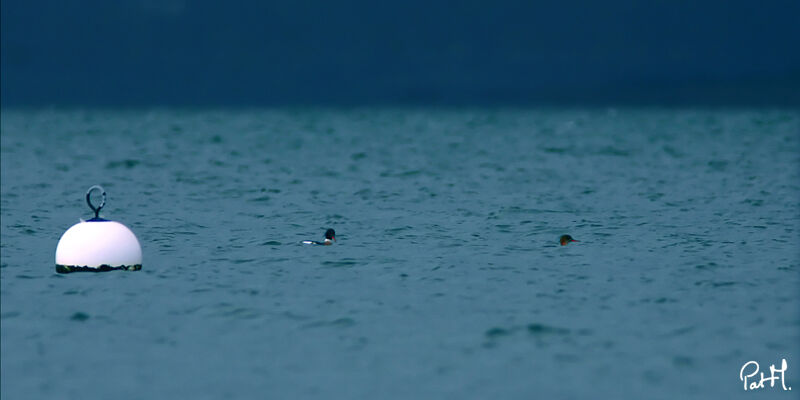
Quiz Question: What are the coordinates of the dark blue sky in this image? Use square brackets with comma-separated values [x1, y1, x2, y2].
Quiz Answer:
[2, 0, 799, 106]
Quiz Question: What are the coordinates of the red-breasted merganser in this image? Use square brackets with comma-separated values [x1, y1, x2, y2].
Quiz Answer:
[302, 228, 336, 245]
[560, 235, 578, 246]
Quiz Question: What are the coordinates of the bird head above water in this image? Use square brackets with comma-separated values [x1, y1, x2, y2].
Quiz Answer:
[559, 235, 578, 246]
[324, 228, 336, 243]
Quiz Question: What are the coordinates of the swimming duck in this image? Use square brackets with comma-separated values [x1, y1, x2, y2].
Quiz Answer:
[302, 228, 336, 245]
[559, 235, 578, 246]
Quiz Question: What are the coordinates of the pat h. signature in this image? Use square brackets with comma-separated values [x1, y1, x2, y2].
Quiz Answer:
[740, 358, 792, 391]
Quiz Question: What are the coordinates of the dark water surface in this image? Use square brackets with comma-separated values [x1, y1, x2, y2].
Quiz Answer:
[2, 109, 799, 399]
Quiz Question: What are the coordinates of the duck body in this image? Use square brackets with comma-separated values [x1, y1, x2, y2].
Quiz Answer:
[302, 228, 336, 245]
[302, 239, 334, 246]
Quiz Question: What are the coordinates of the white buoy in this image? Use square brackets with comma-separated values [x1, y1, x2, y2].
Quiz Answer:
[55, 186, 142, 273]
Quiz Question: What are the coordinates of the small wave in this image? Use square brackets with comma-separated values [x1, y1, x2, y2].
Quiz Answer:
[302, 317, 356, 329]
[596, 146, 631, 157]
[70, 312, 90, 321]
[321, 259, 358, 267]
[105, 159, 140, 169]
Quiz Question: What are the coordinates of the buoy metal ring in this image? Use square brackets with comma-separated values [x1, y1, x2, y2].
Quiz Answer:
[86, 185, 106, 220]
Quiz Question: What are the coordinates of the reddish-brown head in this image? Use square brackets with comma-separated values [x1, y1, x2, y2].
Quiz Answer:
[559, 235, 578, 246]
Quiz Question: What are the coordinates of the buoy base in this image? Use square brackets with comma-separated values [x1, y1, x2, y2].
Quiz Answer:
[55, 264, 142, 274]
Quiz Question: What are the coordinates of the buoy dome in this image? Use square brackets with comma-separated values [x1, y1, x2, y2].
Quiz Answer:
[54, 185, 143, 273]
[55, 220, 142, 272]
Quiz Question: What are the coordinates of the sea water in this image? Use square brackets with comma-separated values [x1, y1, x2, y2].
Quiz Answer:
[1, 108, 798, 399]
